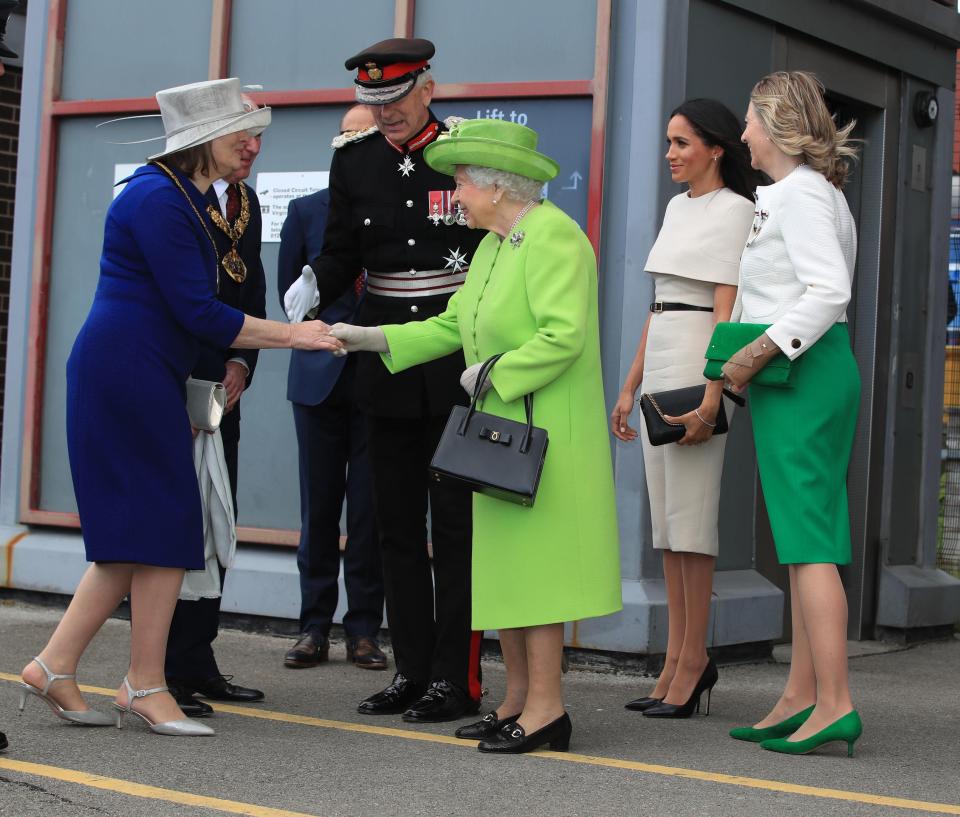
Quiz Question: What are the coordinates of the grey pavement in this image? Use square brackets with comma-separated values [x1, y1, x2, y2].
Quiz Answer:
[0, 598, 958, 817]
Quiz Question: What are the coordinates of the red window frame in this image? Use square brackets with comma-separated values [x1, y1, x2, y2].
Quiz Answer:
[20, 0, 612, 547]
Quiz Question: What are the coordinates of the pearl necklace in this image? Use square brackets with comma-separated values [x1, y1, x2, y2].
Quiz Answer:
[506, 200, 538, 248]
[509, 200, 538, 233]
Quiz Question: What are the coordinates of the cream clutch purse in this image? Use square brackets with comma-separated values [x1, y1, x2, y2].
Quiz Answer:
[185, 378, 226, 432]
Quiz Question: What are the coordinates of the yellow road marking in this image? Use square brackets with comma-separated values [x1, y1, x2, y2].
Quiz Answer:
[0, 758, 321, 817]
[2, 672, 958, 815]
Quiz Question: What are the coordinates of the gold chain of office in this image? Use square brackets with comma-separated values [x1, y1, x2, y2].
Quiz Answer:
[207, 183, 251, 284]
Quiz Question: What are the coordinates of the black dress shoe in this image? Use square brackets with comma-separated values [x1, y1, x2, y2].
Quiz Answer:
[477, 712, 572, 754]
[357, 673, 426, 715]
[168, 683, 214, 718]
[284, 632, 330, 668]
[346, 636, 388, 670]
[0, 731, 8, 751]
[455, 711, 522, 740]
[625, 696, 662, 712]
[402, 680, 481, 723]
[186, 675, 265, 703]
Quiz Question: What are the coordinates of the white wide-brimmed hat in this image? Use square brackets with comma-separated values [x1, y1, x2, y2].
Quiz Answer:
[148, 77, 271, 161]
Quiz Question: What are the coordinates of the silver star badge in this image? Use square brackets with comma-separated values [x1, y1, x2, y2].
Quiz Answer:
[398, 155, 415, 177]
[443, 247, 469, 273]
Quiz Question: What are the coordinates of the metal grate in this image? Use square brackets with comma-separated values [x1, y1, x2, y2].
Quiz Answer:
[939, 166, 960, 578]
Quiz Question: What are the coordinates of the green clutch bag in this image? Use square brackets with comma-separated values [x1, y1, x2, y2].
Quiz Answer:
[703, 322, 795, 387]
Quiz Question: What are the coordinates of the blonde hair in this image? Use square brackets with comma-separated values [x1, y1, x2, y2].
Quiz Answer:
[750, 71, 858, 189]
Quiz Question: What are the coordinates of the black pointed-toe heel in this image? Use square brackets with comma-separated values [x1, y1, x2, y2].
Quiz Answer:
[455, 711, 521, 740]
[643, 658, 718, 719]
[625, 696, 663, 712]
[477, 712, 572, 754]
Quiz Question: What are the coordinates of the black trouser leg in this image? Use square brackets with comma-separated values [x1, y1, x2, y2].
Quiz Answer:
[293, 369, 383, 639]
[342, 398, 383, 638]
[366, 414, 477, 696]
[423, 414, 480, 698]
[366, 415, 436, 685]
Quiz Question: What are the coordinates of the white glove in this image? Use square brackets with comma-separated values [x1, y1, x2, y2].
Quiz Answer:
[460, 362, 492, 398]
[329, 323, 389, 353]
[284, 265, 321, 323]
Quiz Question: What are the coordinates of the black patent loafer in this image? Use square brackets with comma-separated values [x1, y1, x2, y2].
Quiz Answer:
[357, 673, 426, 715]
[167, 682, 214, 718]
[477, 712, 572, 754]
[187, 675, 265, 703]
[402, 679, 481, 723]
[284, 632, 330, 668]
[455, 710, 522, 740]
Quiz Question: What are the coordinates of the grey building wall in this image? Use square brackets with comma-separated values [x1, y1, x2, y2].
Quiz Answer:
[3, 0, 960, 652]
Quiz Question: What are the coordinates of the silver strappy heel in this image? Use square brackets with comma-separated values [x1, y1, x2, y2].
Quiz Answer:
[17, 656, 113, 726]
[113, 676, 214, 737]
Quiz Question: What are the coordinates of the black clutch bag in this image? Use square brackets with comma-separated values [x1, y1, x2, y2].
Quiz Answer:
[638, 384, 745, 446]
[430, 354, 549, 507]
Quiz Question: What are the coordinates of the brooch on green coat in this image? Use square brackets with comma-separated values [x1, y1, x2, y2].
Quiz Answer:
[509, 231, 525, 248]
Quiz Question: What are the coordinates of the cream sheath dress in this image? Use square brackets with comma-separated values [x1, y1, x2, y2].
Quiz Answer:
[640, 188, 754, 556]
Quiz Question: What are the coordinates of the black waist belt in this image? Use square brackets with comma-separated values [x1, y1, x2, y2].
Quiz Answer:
[649, 301, 713, 314]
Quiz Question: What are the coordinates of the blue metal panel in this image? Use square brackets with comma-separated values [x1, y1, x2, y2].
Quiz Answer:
[228, 0, 394, 91]
[415, 0, 596, 84]
[60, 0, 211, 100]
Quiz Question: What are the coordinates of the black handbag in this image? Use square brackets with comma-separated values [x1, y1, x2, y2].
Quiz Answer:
[638, 384, 746, 446]
[430, 354, 549, 507]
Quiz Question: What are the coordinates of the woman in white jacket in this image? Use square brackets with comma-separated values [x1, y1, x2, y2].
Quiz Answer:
[723, 71, 862, 757]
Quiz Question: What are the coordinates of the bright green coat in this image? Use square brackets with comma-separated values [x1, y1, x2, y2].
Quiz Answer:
[381, 201, 622, 630]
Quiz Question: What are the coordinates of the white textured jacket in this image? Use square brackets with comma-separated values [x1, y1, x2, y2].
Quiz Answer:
[734, 165, 856, 360]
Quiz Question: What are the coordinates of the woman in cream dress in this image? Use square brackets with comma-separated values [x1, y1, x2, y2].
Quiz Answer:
[612, 99, 756, 718]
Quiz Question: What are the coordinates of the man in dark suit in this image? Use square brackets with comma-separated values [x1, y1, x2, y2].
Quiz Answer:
[279, 105, 387, 672]
[284, 39, 484, 722]
[165, 95, 268, 716]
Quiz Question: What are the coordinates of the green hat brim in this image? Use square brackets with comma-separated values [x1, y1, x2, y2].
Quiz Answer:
[424, 137, 560, 183]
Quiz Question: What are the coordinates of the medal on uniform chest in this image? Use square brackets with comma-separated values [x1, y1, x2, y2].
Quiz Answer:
[428, 190, 455, 226]
[398, 154, 416, 177]
[207, 184, 250, 283]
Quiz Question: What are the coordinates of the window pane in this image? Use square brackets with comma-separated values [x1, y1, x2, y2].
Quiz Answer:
[61, 0, 211, 100]
[229, 0, 394, 91]
[416, 0, 597, 84]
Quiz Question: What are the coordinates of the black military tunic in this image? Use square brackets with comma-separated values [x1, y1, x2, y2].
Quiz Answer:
[313, 112, 483, 418]
[311, 112, 484, 700]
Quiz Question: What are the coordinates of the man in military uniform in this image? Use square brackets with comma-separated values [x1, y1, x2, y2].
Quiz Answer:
[165, 95, 268, 716]
[284, 38, 483, 722]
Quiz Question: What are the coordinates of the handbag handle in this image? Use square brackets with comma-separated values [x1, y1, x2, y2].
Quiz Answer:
[457, 354, 537, 454]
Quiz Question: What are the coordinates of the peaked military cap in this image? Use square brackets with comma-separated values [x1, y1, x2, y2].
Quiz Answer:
[345, 37, 435, 105]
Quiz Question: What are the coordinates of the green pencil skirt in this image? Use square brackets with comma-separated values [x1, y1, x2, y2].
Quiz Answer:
[749, 324, 860, 565]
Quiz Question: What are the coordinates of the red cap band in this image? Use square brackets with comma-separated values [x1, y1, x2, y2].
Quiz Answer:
[357, 60, 428, 83]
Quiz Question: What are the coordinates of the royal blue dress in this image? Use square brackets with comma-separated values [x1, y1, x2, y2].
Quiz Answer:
[66, 164, 245, 568]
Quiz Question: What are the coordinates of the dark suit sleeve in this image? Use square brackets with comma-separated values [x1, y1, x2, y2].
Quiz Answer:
[310, 150, 359, 311]
[278, 197, 307, 313]
[228, 185, 266, 386]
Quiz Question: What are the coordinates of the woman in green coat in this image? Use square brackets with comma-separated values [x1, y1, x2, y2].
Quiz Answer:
[332, 119, 622, 755]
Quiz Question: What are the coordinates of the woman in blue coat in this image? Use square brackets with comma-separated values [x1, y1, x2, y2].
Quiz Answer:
[18, 79, 341, 737]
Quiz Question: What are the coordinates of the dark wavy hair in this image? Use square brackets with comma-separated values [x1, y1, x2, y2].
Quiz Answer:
[669, 98, 759, 201]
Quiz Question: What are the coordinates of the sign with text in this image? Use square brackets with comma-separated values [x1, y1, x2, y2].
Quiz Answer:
[255, 171, 329, 243]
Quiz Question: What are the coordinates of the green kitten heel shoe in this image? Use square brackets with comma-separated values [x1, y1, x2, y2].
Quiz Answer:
[729, 704, 815, 743]
[759, 710, 863, 757]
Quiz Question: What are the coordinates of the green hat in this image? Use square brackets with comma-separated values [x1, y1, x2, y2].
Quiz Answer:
[424, 119, 559, 183]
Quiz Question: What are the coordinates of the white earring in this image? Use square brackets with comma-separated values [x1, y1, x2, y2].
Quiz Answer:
[492, 199, 499, 205]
